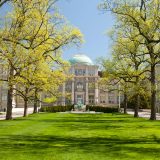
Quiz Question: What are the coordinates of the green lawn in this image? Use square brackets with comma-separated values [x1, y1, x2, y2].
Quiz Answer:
[0, 113, 160, 160]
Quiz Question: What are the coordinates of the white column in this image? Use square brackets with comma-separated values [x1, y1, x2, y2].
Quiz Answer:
[105, 92, 109, 105]
[95, 80, 99, 104]
[71, 66, 75, 105]
[61, 83, 66, 106]
[86, 66, 88, 76]
[71, 80, 75, 105]
[62, 83, 65, 106]
[85, 78, 88, 105]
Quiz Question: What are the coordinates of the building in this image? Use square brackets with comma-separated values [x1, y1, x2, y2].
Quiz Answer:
[0, 54, 119, 111]
[56, 54, 119, 106]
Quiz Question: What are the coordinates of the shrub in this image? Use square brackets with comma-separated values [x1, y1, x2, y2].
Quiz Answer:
[40, 105, 119, 113]
[40, 105, 74, 113]
[86, 105, 119, 113]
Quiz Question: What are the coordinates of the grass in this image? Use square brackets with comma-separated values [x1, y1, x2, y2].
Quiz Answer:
[0, 113, 160, 160]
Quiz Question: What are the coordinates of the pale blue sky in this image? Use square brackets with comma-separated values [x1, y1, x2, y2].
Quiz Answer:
[57, 0, 115, 62]
[0, 0, 115, 62]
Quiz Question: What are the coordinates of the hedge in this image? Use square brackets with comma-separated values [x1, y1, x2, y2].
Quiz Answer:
[40, 105, 74, 113]
[86, 105, 119, 113]
[40, 105, 119, 113]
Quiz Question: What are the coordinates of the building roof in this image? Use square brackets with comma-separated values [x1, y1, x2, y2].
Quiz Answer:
[69, 54, 94, 65]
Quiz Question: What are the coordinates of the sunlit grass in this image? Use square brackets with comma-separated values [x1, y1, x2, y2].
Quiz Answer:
[0, 113, 160, 160]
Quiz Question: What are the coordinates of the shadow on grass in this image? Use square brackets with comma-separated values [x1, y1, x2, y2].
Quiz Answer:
[9, 113, 156, 132]
[0, 135, 160, 159]
[1, 113, 160, 159]
[21, 114, 147, 123]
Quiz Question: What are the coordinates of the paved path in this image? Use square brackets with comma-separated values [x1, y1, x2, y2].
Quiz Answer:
[1, 108, 160, 120]
[127, 109, 160, 120]
[0, 108, 34, 120]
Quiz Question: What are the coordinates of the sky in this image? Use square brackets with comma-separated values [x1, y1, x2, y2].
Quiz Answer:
[0, 0, 115, 63]
[57, 0, 115, 62]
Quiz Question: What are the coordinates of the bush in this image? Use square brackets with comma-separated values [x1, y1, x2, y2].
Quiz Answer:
[86, 105, 119, 113]
[40, 105, 74, 113]
[40, 105, 119, 113]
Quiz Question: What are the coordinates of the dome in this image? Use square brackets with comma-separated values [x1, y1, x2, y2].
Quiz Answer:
[69, 54, 94, 65]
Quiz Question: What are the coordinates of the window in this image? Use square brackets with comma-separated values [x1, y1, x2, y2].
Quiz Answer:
[108, 92, 115, 104]
[88, 69, 95, 76]
[75, 69, 86, 76]
[77, 95, 83, 104]
[89, 95, 94, 104]
[100, 96, 106, 104]
[66, 84, 71, 91]
[108, 96, 114, 104]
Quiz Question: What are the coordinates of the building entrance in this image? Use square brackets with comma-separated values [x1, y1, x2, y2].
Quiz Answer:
[76, 95, 83, 104]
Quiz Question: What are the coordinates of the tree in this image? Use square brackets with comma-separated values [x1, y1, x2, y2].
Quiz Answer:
[99, 34, 149, 116]
[0, 0, 83, 119]
[0, 0, 10, 8]
[112, 29, 149, 117]
[100, 58, 131, 114]
[99, 0, 160, 120]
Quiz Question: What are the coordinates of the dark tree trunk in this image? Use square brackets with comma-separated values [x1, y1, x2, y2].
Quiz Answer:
[6, 86, 13, 120]
[23, 88, 29, 117]
[33, 99, 38, 113]
[6, 67, 14, 120]
[134, 94, 140, 117]
[124, 92, 127, 114]
[23, 99, 28, 117]
[33, 89, 38, 113]
[150, 65, 156, 120]
[134, 77, 140, 118]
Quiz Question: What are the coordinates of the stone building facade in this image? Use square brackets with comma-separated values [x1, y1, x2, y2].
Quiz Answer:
[0, 54, 119, 111]
[57, 54, 119, 106]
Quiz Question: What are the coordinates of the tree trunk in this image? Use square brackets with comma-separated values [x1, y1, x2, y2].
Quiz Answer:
[23, 88, 29, 117]
[134, 77, 140, 118]
[6, 86, 13, 120]
[6, 67, 14, 120]
[23, 99, 28, 117]
[33, 99, 38, 113]
[33, 89, 38, 113]
[124, 92, 127, 114]
[134, 94, 140, 117]
[150, 65, 156, 120]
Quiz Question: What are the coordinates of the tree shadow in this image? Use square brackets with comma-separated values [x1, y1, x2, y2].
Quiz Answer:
[0, 134, 160, 159]
[0, 113, 160, 159]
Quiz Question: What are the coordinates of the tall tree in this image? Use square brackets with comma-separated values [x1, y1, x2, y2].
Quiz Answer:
[112, 30, 149, 117]
[100, 58, 131, 114]
[0, 0, 83, 119]
[99, 0, 160, 120]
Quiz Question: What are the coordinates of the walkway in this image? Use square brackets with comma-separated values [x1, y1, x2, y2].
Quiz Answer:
[0, 108, 34, 120]
[127, 109, 160, 120]
[1, 108, 160, 120]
